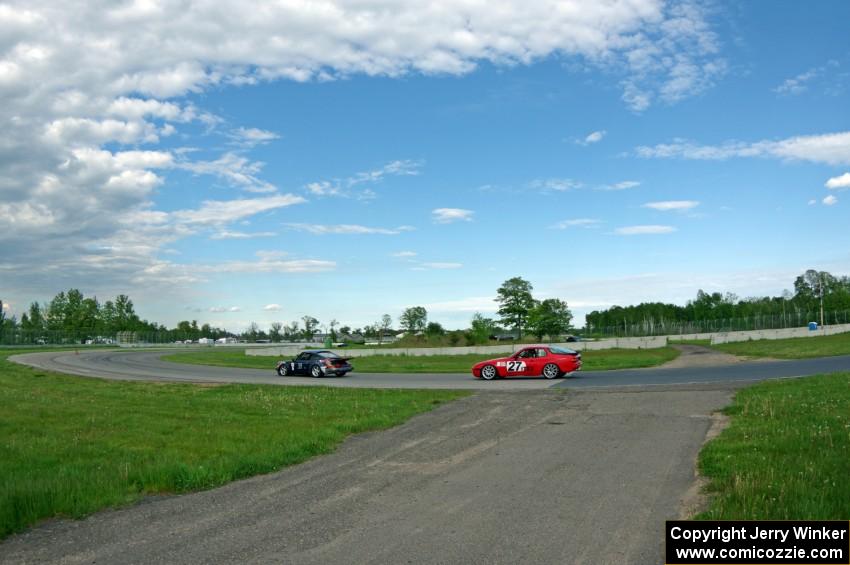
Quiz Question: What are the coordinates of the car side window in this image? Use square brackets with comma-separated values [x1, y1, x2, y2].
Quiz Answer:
[296, 353, 309, 361]
[536, 348, 547, 357]
[519, 349, 534, 358]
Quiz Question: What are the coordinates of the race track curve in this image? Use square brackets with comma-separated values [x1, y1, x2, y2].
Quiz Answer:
[11, 348, 850, 390]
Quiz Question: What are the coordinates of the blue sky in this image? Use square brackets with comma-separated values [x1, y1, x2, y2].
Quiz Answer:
[1, 0, 849, 330]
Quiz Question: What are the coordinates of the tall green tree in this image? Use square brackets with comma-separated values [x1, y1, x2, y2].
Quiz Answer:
[495, 277, 536, 338]
[528, 299, 573, 340]
[468, 312, 496, 344]
[399, 306, 427, 333]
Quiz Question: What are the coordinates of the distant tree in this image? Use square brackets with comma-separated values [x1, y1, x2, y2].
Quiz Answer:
[245, 322, 260, 341]
[380, 314, 393, 340]
[468, 312, 496, 344]
[269, 322, 283, 342]
[301, 315, 319, 340]
[528, 299, 573, 340]
[339, 325, 352, 336]
[400, 306, 427, 333]
[425, 321, 445, 338]
[284, 321, 299, 340]
[495, 277, 536, 338]
[200, 323, 212, 337]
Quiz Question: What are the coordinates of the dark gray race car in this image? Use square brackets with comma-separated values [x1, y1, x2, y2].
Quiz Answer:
[276, 349, 353, 377]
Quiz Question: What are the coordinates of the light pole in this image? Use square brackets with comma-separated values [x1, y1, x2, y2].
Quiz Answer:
[820, 273, 825, 328]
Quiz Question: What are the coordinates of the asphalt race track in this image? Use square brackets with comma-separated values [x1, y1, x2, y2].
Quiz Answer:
[11, 348, 850, 389]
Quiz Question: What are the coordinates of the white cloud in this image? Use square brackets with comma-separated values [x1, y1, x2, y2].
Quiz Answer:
[529, 178, 582, 192]
[174, 194, 305, 225]
[263, 304, 282, 311]
[642, 200, 699, 211]
[773, 60, 840, 96]
[635, 131, 850, 166]
[179, 152, 277, 193]
[578, 130, 606, 145]
[597, 180, 641, 191]
[826, 172, 850, 190]
[808, 199, 817, 206]
[305, 160, 423, 199]
[614, 225, 677, 235]
[823, 195, 838, 206]
[432, 208, 474, 223]
[209, 306, 241, 313]
[227, 127, 280, 147]
[550, 218, 602, 229]
[210, 230, 277, 240]
[285, 223, 414, 235]
[392, 251, 417, 258]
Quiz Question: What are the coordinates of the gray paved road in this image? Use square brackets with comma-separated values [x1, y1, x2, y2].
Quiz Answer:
[0, 388, 734, 565]
[11, 349, 850, 389]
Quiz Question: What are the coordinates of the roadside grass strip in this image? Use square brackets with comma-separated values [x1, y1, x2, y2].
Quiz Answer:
[0, 350, 467, 539]
[712, 331, 850, 359]
[164, 347, 680, 373]
[697, 372, 850, 520]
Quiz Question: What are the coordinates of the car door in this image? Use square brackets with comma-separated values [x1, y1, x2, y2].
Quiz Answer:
[507, 348, 534, 376]
[294, 352, 310, 374]
[525, 348, 548, 376]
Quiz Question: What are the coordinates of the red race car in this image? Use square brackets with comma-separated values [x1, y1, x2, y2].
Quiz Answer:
[472, 345, 582, 380]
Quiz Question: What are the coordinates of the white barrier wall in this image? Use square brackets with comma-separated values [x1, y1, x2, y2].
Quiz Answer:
[710, 323, 850, 344]
[245, 336, 668, 357]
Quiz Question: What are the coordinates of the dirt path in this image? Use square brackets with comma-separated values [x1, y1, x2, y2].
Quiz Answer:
[663, 344, 755, 368]
[0, 387, 736, 565]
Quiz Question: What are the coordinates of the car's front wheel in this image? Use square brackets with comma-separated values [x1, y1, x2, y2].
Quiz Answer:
[542, 363, 560, 379]
[480, 365, 498, 380]
[311, 365, 323, 378]
[277, 364, 289, 376]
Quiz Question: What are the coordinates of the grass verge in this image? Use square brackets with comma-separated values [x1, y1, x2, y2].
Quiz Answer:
[697, 372, 850, 519]
[0, 349, 467, 539]
[164, 346, 680, 373]
[711, 331, 850, 359]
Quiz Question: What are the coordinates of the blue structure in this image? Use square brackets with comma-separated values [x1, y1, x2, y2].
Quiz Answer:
[808, 322, 818, 331]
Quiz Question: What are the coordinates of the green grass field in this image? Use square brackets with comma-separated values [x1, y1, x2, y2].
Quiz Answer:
[164, 346, 680, 373]
[0, 350, 466, 539]
[698, 372, 850, 519]
[712, 331, 850, 359]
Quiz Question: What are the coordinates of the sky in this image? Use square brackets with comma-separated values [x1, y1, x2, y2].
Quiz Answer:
[1, 0, 849, 331]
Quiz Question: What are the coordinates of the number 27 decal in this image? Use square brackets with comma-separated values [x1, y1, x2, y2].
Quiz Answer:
[507, 361, 526, 372]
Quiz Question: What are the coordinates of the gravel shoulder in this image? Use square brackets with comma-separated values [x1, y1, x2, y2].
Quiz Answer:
[0, 387, 735, 565]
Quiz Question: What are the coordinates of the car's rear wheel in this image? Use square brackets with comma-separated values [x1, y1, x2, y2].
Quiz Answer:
[480, 365, 498, 380]
[277, 364, 289, 376]
[311, 365, 323, 378]
[542, 363, 560, 379]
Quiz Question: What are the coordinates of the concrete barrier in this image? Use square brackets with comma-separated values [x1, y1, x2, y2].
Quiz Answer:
[710, 323, 850, 344]
[245, 336, 669, 358]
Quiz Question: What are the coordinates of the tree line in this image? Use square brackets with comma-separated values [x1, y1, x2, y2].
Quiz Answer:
[0, 277, 574, 345]
[584, 269, 850, 334]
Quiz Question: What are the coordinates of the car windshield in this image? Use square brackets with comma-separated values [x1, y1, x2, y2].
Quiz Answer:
[549, 346, 577, 355]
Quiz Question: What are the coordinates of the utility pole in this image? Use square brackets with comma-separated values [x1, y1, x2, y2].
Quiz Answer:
[820, 272, 825, 328]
